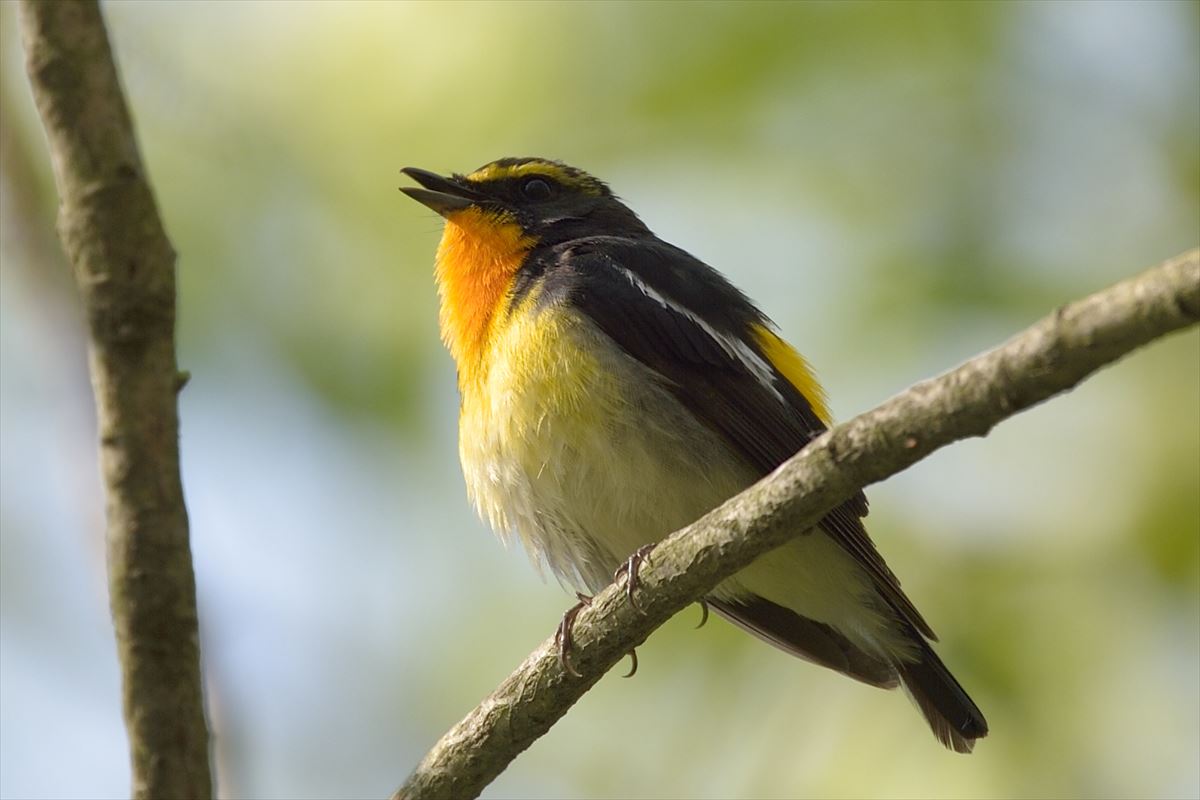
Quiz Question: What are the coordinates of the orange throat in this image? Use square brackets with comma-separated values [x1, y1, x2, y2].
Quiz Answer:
[433, 208, 534, 384]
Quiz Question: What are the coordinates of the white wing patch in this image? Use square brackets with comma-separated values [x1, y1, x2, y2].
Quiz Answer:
[615, 266, 784, 403]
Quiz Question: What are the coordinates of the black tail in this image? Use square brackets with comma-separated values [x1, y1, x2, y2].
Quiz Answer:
[897, 638, 989, 753]
[706, 596, 988, 753]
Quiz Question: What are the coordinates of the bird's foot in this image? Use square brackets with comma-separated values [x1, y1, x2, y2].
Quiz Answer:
[613, 543, 656, 613]
[554, 591, 642, 679]
[554, 592, 592, 678]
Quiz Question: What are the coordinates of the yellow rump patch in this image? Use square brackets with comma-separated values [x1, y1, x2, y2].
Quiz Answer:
[751, 323, 832, 425]
[435, 207, 535, 385]
[466, 160, 603, 196]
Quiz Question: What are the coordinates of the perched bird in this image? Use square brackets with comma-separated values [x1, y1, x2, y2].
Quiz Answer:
[401, 157, 988, 752]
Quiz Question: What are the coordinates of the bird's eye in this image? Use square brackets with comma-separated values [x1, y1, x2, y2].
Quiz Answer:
[521, 177, 553, 201]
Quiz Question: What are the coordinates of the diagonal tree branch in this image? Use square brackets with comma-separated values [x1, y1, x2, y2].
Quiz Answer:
[395, 248, 1199, 800]
[18, 2, 212, 798]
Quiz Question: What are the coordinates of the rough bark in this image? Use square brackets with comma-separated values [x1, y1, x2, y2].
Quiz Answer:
[18, 2, 212, 797]
[395, 249, 1199, 800]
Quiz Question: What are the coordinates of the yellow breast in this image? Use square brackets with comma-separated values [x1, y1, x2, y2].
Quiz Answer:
[456, 300, 612, 577]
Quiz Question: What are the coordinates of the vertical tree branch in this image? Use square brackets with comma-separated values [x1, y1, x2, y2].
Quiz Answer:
[18, 2, 212, 798]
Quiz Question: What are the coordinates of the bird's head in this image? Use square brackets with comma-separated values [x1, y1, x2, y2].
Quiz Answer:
[401, 157, 647, 247]
[402, 157, 648, 377]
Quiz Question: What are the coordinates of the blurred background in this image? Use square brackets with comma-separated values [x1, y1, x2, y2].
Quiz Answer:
[2, 1, 1197, 798]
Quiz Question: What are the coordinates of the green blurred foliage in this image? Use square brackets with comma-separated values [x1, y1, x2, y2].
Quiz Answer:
[1, 2, 1197, 799]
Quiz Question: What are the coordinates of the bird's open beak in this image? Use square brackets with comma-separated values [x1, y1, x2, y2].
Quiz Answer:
[400, 167, 483, 217]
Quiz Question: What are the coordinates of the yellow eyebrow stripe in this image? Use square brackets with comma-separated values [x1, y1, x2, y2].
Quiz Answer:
[466, 161, 603, 195]
[750, 323, 832, 425]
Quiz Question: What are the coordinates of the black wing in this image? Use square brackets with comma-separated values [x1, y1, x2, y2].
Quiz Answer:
[539, 236, 935, 640]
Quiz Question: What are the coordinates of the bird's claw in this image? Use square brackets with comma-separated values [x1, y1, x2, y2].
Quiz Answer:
[613, 543, 656, 613]
[554, 592, 592, 678]
[558, 543, 656, 679]
[622, 648, 638, 678]
[554, 591, 642, 679]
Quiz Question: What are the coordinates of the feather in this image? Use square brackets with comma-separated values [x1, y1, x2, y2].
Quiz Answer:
[543, 236, 935, 639]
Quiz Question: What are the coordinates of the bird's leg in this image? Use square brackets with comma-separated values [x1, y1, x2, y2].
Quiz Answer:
[613, 543, 656, 613]
[554, 590, 642, 679]
[695, 598, 710, 629]
[554, 592, 592, 678]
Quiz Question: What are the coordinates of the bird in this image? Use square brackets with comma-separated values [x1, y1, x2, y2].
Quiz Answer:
[401, 157, 988, 753]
